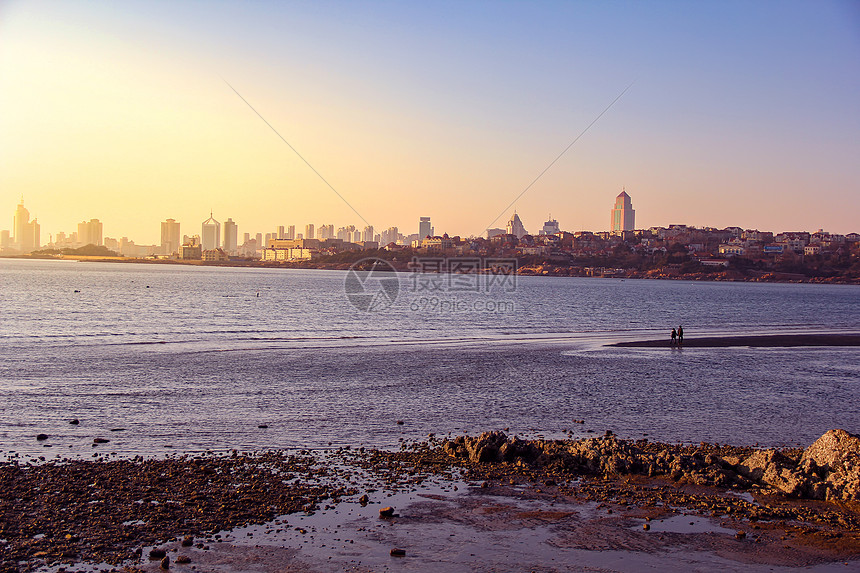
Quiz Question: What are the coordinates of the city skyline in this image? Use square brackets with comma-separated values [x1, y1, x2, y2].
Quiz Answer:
[1, 1, 859, 242]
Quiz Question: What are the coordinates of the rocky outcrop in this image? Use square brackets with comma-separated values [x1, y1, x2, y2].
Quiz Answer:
[442, 429, 860, 501]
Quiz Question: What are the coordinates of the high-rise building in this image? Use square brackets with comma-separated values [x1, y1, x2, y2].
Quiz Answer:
[287, 225, 295, 240]
[362, 225, 374, 242]
[77, 219, 103, 247]
[540, 216, 560, 236]
[160, 219, 180, 255]
[381, 227, 399, 246]
[419, 217, 434, 238]
[337, 225, 357, 242]
[506, 212, 527, 239]
[223, 218, 238, 255]
[611, 189, 635, 232]
[202, 212, 220, 250]
[305, 224, 315, 239]
[277, 225, 285, 240]
[13, 200, 33, 253]
[318, 224, 334, 240]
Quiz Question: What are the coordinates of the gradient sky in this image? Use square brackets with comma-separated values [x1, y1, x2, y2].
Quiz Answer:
[1, 0, 858, 244]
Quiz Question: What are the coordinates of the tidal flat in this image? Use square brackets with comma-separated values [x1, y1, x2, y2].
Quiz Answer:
[2, 430, 860, 573]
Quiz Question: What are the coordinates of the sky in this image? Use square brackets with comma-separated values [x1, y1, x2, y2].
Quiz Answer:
[1, 0, 859, 244]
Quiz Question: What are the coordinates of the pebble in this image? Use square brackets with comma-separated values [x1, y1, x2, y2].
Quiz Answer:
[379, 506, 394, 518]
[36, 434, 49, 441]
[390, 548, 406, 556]
[160, 555, 170, 569]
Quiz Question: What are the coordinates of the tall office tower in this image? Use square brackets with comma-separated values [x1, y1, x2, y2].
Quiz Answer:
[353, 230, 361, 243]
[243, 232, 250, 244]
[201, 212, 220, 250]
[305, 224, 315, 239]
[255, 233, 263, 249]
[0, 230, 9, 249]
[13, 199, 34, 253]
[362, 225, 374, 242]
[277, 225, 285, 239]
[506, 212, 527, 239]
[223, 218, 238, 254]
[419, 216, 433, 238]
[160, 219, 181, 255]
[610, 189, 635, 232]
[540, 216, 560, 235]
[287, 225, 295, 240]
[77, 219, 103, 247]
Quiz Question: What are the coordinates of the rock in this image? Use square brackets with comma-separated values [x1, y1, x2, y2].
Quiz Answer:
[737, 450, 789, 481]
[160, 555, 170, 569]
[258, 424, 268, 429]
[359, 494, 369, 506]
[93, 438, 110, 444]
[69, 419, 79, 425]
[643, 523, 650, 530]
[735, 531, 746, 540]
[149, 548, 166, 559]
[390, 548, 406, 556]
[800, 429, 860, 500]
[176, 555, 191, 564]
[36, 434, 49, 441]
[379, 506, 394, 518]
[181, 536, 193, 547]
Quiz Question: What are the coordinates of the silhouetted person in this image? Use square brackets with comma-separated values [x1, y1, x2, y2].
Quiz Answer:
[678, 325, 684, 346]
[671, 328, 677, 347]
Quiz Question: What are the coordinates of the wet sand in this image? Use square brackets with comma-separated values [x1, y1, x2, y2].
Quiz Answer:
[612, 333, 860, 348]
[2, 437, 859, 573]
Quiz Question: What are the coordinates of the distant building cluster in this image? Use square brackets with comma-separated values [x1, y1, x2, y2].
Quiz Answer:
[3, 191, 857, 271]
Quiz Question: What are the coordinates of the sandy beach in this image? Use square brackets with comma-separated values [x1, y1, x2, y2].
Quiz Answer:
[612, 333, 860, 348]
[2, 431, 859, 572]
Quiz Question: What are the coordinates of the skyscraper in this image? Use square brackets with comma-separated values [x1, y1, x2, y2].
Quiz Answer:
[305, 224, 315, 240]
[77, 219, 103, 247]
[223, 218, 238, 255]
[202, 212, 220, 250]
[419, 217, 434, 238]
[160, 219, 180, 255]
[611, 189, 635, 232]
[13, 199, 39, 253]
[540, 216, 560, 235]
[362, 225, 374, 242]
[506, 212, 527, 239]
[287, 225, 295, 240]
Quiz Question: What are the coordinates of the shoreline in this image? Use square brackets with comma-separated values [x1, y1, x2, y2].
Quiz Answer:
[611, 333, 860, 348]
[3, 255, 859, 286]
[2, 430, 859, 572]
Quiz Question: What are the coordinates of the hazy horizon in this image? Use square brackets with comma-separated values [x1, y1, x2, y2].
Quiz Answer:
[2, 0, 859, 243]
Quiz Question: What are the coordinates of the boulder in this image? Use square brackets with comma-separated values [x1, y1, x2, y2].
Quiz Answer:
[800, 429, 860, 500]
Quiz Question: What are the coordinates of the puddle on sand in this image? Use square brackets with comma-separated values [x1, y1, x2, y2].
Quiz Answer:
[632, 513, 734, 535]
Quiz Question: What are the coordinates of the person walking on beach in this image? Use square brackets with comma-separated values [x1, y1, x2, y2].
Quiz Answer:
[678, 325, 684, 346]
[671, 328, 677, 347]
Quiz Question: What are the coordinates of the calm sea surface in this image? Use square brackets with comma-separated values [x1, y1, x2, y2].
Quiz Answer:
[1, 258, 858, 458]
